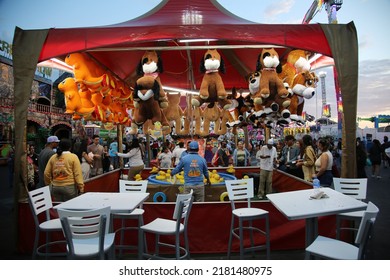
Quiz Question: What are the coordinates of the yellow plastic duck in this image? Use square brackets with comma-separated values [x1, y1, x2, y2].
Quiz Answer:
[210, 177, 217, 184]
[243, 175, 249, 179]
[150, 166, 159, 174]
[226, 165, 235, 174]
[165, 169, 172, 180]
[155, 175, 165, 180]
[134, 174, 143, 181]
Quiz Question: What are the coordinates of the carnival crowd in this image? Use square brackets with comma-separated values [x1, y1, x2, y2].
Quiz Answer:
[11, 132, 389, 202]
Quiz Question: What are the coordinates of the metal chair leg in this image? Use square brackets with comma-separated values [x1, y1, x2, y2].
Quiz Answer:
[32, 228, 39, 259]
[227, 215, 234, 259]
[265, 215, 270, 260]
[239, 218, 244, 260]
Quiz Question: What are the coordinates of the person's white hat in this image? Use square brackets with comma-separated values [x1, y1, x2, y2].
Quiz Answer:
[47, 136, 60, 143]
[267, 138, 274, 145]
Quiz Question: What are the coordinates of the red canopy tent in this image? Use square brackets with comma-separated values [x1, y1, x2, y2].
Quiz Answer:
[12, 0, 358, 202]
[35, 0, 335, 90]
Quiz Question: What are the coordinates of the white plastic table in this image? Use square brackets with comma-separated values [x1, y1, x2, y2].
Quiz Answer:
[54, 192, 149, 213]
[54, 192, 149, 258]
[267, 187, 367, 247]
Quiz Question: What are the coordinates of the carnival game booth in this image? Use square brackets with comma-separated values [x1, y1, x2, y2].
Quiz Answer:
[13, 0, 358, 256]
[17, 167, 341, 256]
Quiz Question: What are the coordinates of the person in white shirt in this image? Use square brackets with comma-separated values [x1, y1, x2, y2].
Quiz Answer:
[171, 142, 187, 166]
[255, 144, 263, 167]
[116, 138, 144, 180]
[258, 138, 277, 199]
[158, 145, 173, 169]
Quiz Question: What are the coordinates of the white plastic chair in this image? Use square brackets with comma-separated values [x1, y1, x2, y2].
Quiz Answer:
[140, 190, 194, 260]
[225, 178, 270, 260]
[57, 206, 116, 259]
[113, 180, 148, 257]
[306, 201, 379, 259]
[333, 178, 368, 239]
[28, 186, 65, 259]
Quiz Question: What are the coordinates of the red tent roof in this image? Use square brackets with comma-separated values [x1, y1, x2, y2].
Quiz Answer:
[12, 0, 359, 178]
[39, 0, 332, 90]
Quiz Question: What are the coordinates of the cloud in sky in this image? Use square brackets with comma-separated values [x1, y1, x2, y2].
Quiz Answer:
[263, 0, 295, 22]
[303, 59, 390, 122]
[357, 59, 390, 116]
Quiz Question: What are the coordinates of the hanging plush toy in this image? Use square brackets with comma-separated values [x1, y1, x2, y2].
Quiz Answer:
[289, 71, 318, 123]
[78, 85, 95, 112]
[226, 87, 253, 128]
[109, 99, 130, 125]
[184, 106, 202, 136]
[58, 77, 94, 119]
[115, 79, 133, 101]
[217, 107, 234, 136]
[163, 92, 190, 136]
[278, 49, 311, 87]
[191, 49, 232, 110]
[130, 76, 170, 135]
[255, 48, 289, 99]
[136, 50, 168, 109]
[199, 103, 221, 137]
[251, 48, 291, 125]
[246, 71, 264, 112]
[64, 52, 109, 93]
[64, 51, 134, 124]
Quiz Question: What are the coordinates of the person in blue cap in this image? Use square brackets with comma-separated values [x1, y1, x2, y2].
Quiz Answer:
[171, 140, 211, 202]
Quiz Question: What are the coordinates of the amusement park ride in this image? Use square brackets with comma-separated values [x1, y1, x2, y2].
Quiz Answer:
[304, 1, 389, 132]
[358, 115, 390, 129]
[302, 0, 343, 24]
[303, 0, 344, 133]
